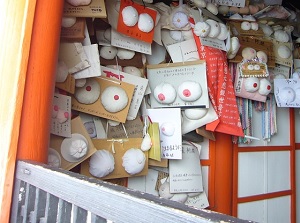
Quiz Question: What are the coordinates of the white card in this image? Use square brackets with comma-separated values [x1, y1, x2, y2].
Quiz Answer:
[181, 101, 219, 135]
[214, 0, 245, 7]
[50, 93, 72, 138]
[169, 142, 203, 193]
[101, 66, 149, 120]
[73, 44, 101, 79]
[167, 39, 199, 63]
[79, 112, 97, 139]
[93, 117, 107, 139]
[200, 37, 227, 51]
[185, 191, 210, 209]
[274, 79, 300, 107]
[111, 28, 152, 55]
[146, 108, 182, 159]
[147, 61, 209, 108]
[127, 168, 159, 196]
[82, 23, 91, 46]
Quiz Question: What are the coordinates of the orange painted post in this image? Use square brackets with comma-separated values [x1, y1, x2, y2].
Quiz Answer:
[210, 132, 233, 215]
[17, 0, 64, 162]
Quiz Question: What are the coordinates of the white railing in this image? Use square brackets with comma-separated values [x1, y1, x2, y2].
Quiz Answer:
[10, 160, 255, 223]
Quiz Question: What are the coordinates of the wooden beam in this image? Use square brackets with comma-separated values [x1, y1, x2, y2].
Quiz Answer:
[0, 0, 36, 222]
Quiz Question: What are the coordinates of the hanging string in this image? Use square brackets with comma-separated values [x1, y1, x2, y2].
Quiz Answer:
[107, 138, 129, 154]
[122, 123, 129, 138]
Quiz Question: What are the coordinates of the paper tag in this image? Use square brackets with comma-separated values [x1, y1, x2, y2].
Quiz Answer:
[200, 37, 227, 51]
[111, 28, 152, 55]
[96, 29, 112, 46]
[228, 21, 264, 37]
[101, 66, 148, 120]
[185, 192, 210, 209]
[268, 64, 290, 93]
[147, 60, 209, 108]
[50, 93, 72, 138]
[181, 101, 219, 135]
[146, 108, 182, 159]
[272, 39, 293, 67]
[167, 39, 199, 63]
[63, 0, 107, 18]
[117, 0, 156, 43]
[79, 112, 96, 138]
[73, 44, 102, 79]
[161, 29, 181, 48]
[274, 79, 300, 107]
[169, 142, 203, 193]
[107, 117, 144, 138]
[71, 77, 135, 123]
[93, 116, 107, 139]
[147, 122, 161, 161]
[60, 17, 86, 42]
[58, 42, 90, 74]
[239, 60, 269, 78]
[127, 168, 160, 196]
[230, 36, 275, 68]
[269, 64, 290, 80]
[55, 74, 76, 94]
[215, 0, 245, 7]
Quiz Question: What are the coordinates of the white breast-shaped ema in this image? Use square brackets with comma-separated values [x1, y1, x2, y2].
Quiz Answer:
[122, 6, 139, 27]
[123, 66, 142, 77]
[193, 21, 210, 38]
[69, 139, 88, 159]
[278, 45, 291, 59]
[153, 82, 176, 104]
[60, 133, 89, 162]
[122, 148, 146, 175]
[89, 150, 115, 178]
[100, 46, 118, 60]
[170, 193, 188, 203]
[178, 81, 202, 102]
[160, 122, 175, 136]
[101, 86, 128, 113]
[217, 23, 229, 41]
[244, 77, 260, 93]
[242, 47, 257, 60]
[279, 87, 296, 103]
[184, 108, 208, 120]
[138, 13, 154, 33]
[169, 30, 184, 41]
[158, 180, 174, 199]
[74, 78, 101, 104]
[258, 78, 272, 96]
[206, 19, 221, 38]
[172, 11, 189, 29]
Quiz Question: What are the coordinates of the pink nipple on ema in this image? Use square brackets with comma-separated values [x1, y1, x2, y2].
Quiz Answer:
[182, 89, 191, 97]
[158, 93, 165, 101]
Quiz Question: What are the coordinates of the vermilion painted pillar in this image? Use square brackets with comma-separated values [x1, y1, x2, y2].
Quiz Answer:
[17, 0, 64, 162]
[210, 132, 233, 215]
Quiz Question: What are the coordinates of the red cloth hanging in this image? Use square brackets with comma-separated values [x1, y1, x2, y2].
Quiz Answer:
[191, 21, 244, 137]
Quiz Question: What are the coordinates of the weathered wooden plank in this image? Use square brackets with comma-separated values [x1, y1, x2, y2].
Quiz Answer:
[22, 183, 36, 223]
[40, 193, 59, 223]
[15, 160, 253, 223]
[72, 205, 88, 223]
[30, 188, 47, 222]
[90, 213, 107, 223]
[10, 179, 25, 223]
[57, 198, 72, 223]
